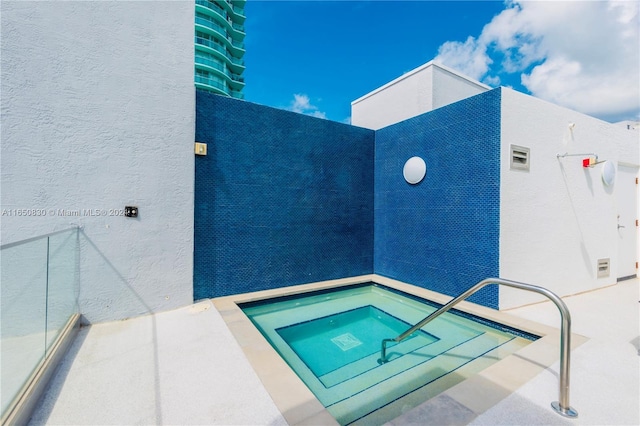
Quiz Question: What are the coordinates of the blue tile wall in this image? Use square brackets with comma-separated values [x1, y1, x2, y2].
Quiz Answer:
[194, 91, 375, 299]
[195, 89, 502, 308]
[374, 89, 502, 308]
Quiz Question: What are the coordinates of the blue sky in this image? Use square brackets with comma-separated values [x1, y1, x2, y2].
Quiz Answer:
[242, 1, 639, 124]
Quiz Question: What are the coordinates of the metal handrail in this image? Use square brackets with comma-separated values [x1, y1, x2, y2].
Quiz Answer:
[378, 277, 578, 418]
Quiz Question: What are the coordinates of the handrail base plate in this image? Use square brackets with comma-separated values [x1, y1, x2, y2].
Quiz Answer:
[551, 401, 578, 418]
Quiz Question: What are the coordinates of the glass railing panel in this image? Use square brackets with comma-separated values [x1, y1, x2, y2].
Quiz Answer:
[230, 72, 244, 83]
[229, 56, 245, 67]
[232, 5, 245, 17]
[45, 229, 79, 353]
[230, 39, 245, 50]
[195, 36, 227, 57]
[196, 0, 227, 19]
[232, 22, 245, 33]
[0, 238, 48, 415]
[195, 74, 228, 92]
[195, 55, 226, 74]
[195, 15, 228, 39]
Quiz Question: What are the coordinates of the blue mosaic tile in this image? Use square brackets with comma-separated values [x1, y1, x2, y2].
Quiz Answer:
[194, 91, 375, 299]
[373, 89, 502, 308]
[194, 88, 502, 309]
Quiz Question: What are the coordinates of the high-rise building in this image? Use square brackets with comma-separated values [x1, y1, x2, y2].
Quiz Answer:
[195, 0, 246, 98]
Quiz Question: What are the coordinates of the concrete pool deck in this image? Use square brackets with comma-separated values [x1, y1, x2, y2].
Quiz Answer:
[28, 277, 639, 425]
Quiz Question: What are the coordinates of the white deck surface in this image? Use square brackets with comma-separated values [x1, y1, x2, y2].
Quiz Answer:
[470, 278, 639, 426]
[29, 278, 639, 425]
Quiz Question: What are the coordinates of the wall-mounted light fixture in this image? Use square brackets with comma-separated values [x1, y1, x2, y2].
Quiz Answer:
[557, 152, 599, 167]
[124, 206, 138, 218]
[601, 160, 616, 186]
[556, 152, 601, 167]
[580, 156, 607, 169]
[403, 156, 426, 184]
[556, 152, 616, 186]
[195, 142, 207, 156]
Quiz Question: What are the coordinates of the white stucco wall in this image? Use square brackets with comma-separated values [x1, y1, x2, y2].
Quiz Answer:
[1, 1, 195, 323]
[351, 65, 434, 130]
[432, 66, 490, 110]
[499, 88, 639, 308]
[351, 61, 489, 130]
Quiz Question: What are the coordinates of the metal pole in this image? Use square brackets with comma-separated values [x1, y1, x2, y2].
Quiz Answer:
[378, 278, 578, 418]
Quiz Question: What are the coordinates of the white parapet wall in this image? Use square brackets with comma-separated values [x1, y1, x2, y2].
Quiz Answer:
[1, 1, 195, 323]
[351, 61, 490, 130]
[499, 88, 639, 308]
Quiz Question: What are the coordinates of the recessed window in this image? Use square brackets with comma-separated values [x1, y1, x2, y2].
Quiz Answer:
[510, 145, 530, 171]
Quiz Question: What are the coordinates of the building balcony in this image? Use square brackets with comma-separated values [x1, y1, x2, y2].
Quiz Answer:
[195, 3, 245, 41]
[195, 74, 229, 96]
[196, 0, 227, 20]
[229, 89, 244, 99]
[195, 18, 245, 55]
[232, 22, 245, 35]
[195, 55, 245, 90]
[221, 0, 245, 24]
[195, 35, 245, 72]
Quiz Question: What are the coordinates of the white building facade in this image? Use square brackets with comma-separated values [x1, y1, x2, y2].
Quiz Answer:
[354, 62, 639, 308]
[1, 1, 196, 323]
[351, 61, 491, 130]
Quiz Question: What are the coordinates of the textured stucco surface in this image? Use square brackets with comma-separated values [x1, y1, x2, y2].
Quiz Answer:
[432, 65, 490, 111]
[499, 88, 640, 308]
[1, 1, 195, 323]
[351, 66, 434, 130]
[351, 62, 489, 130]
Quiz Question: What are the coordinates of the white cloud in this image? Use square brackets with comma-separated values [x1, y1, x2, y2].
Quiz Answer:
[436, 36, 491, 81]
[435, 0, 639, 122]
[288, 93, 327, 119]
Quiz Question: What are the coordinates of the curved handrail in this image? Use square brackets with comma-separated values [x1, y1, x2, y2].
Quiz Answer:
[378, 278, 578, 418]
